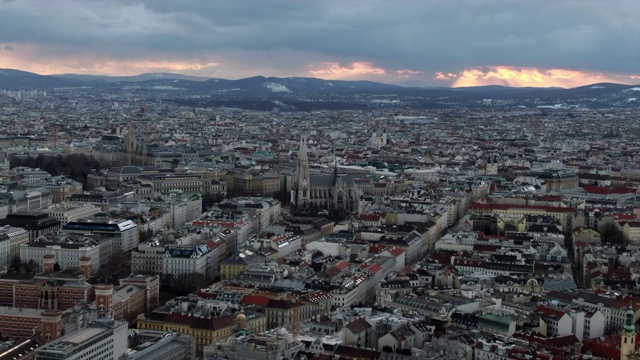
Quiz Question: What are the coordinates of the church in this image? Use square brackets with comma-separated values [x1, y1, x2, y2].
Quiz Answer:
[293, 137, 359, 214]
[582, 303, 640, 360]
[122, 121, 148, 166]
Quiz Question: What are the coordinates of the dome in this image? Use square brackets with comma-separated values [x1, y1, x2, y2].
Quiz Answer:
[236, 314, 247, 321]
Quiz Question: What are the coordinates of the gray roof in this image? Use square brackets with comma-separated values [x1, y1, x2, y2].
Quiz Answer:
[119, 166, 142, 175]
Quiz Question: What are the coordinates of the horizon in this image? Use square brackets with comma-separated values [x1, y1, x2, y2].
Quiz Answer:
[0, 0, 638, 88]
[3, 66, 639, 90]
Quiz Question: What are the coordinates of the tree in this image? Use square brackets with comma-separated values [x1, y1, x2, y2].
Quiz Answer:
[382, 346, 393, 353]
[600, 222, 625, 245]
[9, 256, 21, 272]
[21, 260, 41, 275]
[171, 272, 211, 296]
[8, 256, 42, 275]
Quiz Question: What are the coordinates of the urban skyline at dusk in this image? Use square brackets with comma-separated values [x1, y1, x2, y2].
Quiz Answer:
[0, 0, 639, 88]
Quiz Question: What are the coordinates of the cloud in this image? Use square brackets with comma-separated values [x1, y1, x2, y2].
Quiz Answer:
[449, 66, 638, 88]
[435, 72, 458, 80]
[3, 45, 14, 51]
[397, 69, 424, 78]
[0, 0, 638, 85]
[0, 42, 221, 75]
[309, 62, 386, 78]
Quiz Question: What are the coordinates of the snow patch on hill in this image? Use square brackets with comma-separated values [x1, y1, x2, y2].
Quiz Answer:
[265, 82, 290, 92]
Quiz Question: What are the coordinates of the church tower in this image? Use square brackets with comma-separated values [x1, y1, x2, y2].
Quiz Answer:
[124, 121, 137, 166]
[95, 285, 114, 319]
[296, 136, 310, 208]
[41, 311, 63, 343]
[621, 303, 637, 360]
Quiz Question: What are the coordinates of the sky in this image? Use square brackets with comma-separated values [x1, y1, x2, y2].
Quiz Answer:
[0, 0, 639, 88]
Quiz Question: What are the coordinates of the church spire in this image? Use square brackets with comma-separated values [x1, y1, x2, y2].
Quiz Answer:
[296, 135, 310, 208]
[621, 300, 637, 360]
[333, 147, 338, 185]
[299, 136, 307, 158]
[624, 302, 636, 335]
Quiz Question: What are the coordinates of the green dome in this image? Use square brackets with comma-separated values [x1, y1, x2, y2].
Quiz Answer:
[624, 304, 636, 334]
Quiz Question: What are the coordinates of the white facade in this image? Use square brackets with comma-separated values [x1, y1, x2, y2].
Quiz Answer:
[435, 232, 478, 252]
[163, 249, 215, 277]
[541, 313, 572, 337]
[474, 339, 514, 360]
[131, 243, 165, 276]
[35, 320, 128, 360]
[584, 309, 606, 340]
[0, 237, 9, 269]
[4, 188, 53, 213]
[330, 285, 360, 308]
[45, 203, 101, 226]
[64, 218, 138, 254]
[0, 225, 28, 265]
[20, 239, 108, 271]
[306, 239, 351, 258]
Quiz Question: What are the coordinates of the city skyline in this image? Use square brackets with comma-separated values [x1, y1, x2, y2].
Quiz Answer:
[0, 0, 639, 88]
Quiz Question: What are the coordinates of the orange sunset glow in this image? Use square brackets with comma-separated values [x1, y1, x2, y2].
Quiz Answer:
[308, 62, 387, 78]
[0, 43, 220, 76]
[447, 66, 638, 88]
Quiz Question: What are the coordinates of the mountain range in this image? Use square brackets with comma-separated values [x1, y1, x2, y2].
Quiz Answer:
[1, 68, 639, 109]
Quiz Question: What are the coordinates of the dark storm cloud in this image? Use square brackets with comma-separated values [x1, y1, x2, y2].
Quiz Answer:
[0, 0, 638, 77]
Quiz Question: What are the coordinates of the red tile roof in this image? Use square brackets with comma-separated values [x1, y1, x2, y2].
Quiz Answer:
[387, 247, 405, 257]
[241, 295, 270, 307]
[535, 305, 567, 319]
[582, 185, 637, 195]
[366, 264, 382, 274]
[469, 203, 576, 213]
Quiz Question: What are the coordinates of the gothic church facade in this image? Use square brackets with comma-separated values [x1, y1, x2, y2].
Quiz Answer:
[293, 137, 359, 213]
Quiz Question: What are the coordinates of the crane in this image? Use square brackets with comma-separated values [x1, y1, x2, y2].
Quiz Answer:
[286, 295, 326, 342]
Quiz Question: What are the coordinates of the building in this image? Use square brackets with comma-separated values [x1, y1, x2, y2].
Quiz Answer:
[535, 305, 572, 337]
[19, 234, 110, 272]
[124, 329, 196, 360]
[468, 203, 575, 235]
[0, 308, 61, 343]
[127, 192, 203, 230]
[45, 177, 84, 204]
[92, 283, 152, 324]
[136, 310, 267, 356]
[528, 169, 579, 191]
[44, 203, 101, 227]
[217, 197, 281, 230]
[0, 212, 61, 241]
[621, 305, 636, 360]
[474, 339, 514, 360]
[0, 336, 41, 360]
[1, 188, 52, 213]
[344, 318, 373, 348]
[0, 269, 96, 311]
[162, 243, 219, 279]
[203, 330, 300, 360]
[223, 171, 290, 197]
[34, 319, 128, 360]
[64, 216, 138, 254]
[0, 225, 28, 268]
[220, 250, 263, 280]
[137, 173, 227, 198]
[293, 137, 359, 214]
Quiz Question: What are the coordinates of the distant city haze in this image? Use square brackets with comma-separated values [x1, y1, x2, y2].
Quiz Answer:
[0, 0, 638, 88]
